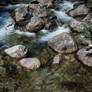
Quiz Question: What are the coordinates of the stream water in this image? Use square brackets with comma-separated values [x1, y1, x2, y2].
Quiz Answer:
[0, 1, 92, 92]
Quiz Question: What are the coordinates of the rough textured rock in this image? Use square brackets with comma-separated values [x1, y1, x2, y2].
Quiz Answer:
[33, 8, 48, 18]
[69, 21, 85, 32]
[38, 0, 54, 8]
[29, 4, 41, 9]
[0, 67, 6, 74]
[77, 46, 92, 67]
[19, 58, 40, 70]
[26, 16, 44, 31]
[15, 7, 28, 22]
[48, 32, 77, 53]
[4, 45, 27, 58]
[69, 5, 88, 17]
[82, 14, 92, 24]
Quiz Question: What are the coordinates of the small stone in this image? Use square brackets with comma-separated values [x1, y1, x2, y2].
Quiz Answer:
[4, 45, 27, 59]
[19, 58, 40, 70]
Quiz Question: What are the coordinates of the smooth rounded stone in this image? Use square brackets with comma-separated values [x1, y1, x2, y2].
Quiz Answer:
[48, 32, 77, 53]
[69, 4, 88, 17]
[4, 45, 27, 58]
[52, 54, 61, 66]
[19, 58, 40, 70]
[15, 7, 28, 22]
[69, 21, 85, 32]
[77, 46, 92, 67]
[26, 16, 44, 31]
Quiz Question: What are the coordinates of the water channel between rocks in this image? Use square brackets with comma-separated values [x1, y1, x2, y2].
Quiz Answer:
[0, 1, 92, 92]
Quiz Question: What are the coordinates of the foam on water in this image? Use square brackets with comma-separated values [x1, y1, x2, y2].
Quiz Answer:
[39, 25, 70, 42]
[0, 12, 15, 43]
[51, 9, 75, 23]
[15, 30, 36, 37]
[5, 4, 30, 9]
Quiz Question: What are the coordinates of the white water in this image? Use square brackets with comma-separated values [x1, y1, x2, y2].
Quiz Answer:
[0, 12, 15, 43]
[39, 25, 70, 42]
[15, 30, 36, 37]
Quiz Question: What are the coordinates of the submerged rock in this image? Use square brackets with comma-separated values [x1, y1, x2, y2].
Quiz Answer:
[15, 7, 28, 22]
[69, 21, 85, 32]
[26, 16, 44, 31]
[69, 5, 88, 17]
[4, 45, 27, 58]
[48, 32, 77, 53]
[19, 58, 40, 70]
[77, 46, 92, 67]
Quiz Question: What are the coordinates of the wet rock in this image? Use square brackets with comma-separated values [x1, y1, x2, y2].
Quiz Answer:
[82, 14, 92, 24]
[69, 5, 88, 17]
[19, 58, 40, 70]
[69, 21, 85, 32]
[29, 4, 41, 9]
[26, 16, 44, 31]
[15, 7, 28, 22]
[4, 45, 27, 58]
[33, 8, 48, 18]
[52, 54, 61, 66]
[48, 32, 77, 53]
[0, 66, 6, 74]
[77, 46, 92, 67]
[38, 0, 54, 8]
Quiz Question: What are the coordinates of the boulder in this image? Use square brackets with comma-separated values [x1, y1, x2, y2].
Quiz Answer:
[26, 16, 44, 31]
[69, 21, 85, 32]
[38, 0, 54, 8]
[19, 58, 40, 70]
[77, 46, 92, 67]
[29, 4, 41, 9]
[69, 5, 88, 17]
[33, 8, 48, 18]
[15, 7, 28, 22]
[4, 45, 27, 58]
[48, 32, 77, 53]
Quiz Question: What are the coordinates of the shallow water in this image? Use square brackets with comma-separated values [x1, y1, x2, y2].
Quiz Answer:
[0, 1, 92, 92]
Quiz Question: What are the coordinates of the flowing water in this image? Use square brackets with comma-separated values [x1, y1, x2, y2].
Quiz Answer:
[0, 1, 92, 92]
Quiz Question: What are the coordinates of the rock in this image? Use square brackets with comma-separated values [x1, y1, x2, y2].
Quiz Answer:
[0, 67, 6, 74]
[82, 14, 92, 24]
[4, 45, 27, 58]
[52, 54, 61, 66]
[19, 58, 40, 70]
[69, 5, 88, 17]
[69, 21, 85, 32]
[15, 7, 28, 22]
[26, 16, 44, 31]
[38, 0, 54, 8]
[33, 8, 48, 18]
[48, 32, 77, 53]
[29, 4, 41, 9]
[77, 46, 92, 67]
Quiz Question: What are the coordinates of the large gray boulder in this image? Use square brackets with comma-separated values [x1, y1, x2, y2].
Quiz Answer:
[19, 58, 41, 70]
[4, 45, 27, 58]
[26, 16, 44, 31]
[15, 7, 28, 22]
[77, 46, 92, 67]
[48, 32, 77, 53]
[69, 5, 88, 17]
